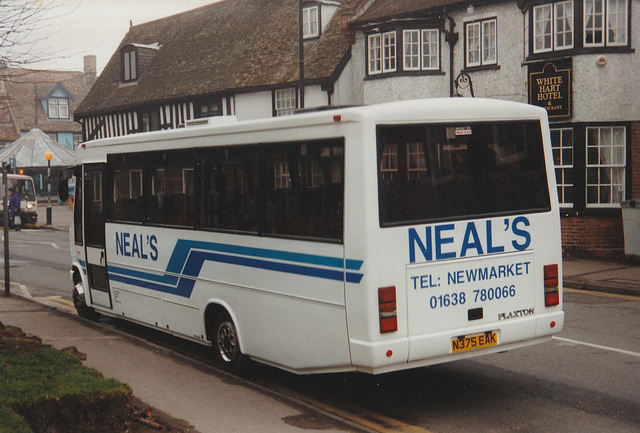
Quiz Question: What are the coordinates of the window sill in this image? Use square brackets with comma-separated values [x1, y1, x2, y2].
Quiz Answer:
[461, 64, 500, 73]
[525, 46, 635, 63]
[119, 80, 139, 88]
[560, 207, 623, 218]
[365, 70, 445, 80]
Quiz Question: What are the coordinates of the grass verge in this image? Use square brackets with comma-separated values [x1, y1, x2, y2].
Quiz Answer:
[0, 324, 131, 432]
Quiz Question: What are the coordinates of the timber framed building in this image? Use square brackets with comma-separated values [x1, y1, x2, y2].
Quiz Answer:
[75, 0, 639, 259]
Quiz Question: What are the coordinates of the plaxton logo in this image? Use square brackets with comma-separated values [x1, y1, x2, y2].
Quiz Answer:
[498, 308, 534, 321]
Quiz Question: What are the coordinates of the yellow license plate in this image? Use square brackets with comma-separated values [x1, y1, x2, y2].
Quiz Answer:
[451, 331, 498, 353]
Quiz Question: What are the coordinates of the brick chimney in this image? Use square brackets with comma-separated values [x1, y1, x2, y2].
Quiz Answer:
[83, 55, 97, 88]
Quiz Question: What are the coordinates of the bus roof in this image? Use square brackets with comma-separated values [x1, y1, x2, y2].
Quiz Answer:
[78, 98, 548, 153]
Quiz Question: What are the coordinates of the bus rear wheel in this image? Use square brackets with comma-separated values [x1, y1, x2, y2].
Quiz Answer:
[212, 312, 246, 373]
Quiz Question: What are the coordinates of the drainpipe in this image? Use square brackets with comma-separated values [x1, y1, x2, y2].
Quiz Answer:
[298, 0, 305, 109]
[443, 13, 458, 97]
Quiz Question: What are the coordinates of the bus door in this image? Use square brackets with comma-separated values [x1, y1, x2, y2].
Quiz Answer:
[83, 164, 112, 309]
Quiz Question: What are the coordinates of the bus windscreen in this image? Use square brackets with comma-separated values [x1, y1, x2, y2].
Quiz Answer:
[377, 121, 551, 226]
[4, 179, 36, 202]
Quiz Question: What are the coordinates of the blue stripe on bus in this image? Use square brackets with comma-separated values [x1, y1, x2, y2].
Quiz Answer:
[109, 272, 195, 298]
[107, 240, 364, 298]
[167, 240, 363, 274]
[108, 265, 179, 285]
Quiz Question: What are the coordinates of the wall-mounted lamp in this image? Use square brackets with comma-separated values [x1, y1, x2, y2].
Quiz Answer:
[467, 5, 474, 15]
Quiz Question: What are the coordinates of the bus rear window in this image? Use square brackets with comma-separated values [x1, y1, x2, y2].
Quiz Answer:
[377, 121, 551, 226]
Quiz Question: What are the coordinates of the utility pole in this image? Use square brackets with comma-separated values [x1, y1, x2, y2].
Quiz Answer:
[3, 162, 9, 297]
[34, 73, 38, 128]
[45, 152, 53, 225]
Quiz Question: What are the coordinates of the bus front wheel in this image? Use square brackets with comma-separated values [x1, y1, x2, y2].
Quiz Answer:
[212, 311, 246, 373]
[72, 273, 100, 321]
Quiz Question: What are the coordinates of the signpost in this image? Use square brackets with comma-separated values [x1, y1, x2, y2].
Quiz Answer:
[3, 163, 9, 297]
[528, 59, 572, 119]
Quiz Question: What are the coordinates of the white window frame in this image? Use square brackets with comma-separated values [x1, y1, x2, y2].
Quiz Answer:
[586, 126, 626, 207]
[467, 22, 481, 67]
[379, 144, 397, 181]
[407, 142, 427, 180]
[93, 171, 103, 202]
[606, 0, 628, 46]
[303, 5, 319, 39]
[403, 30, 420, 70]
[368, 34, 382, 74]
[422, 29, 439, 70]
[48, 97, 69, 119]
[550, 128, 574, 207]
[481, 20, 497, 65]
[369, 31, 396, 75]
[275, 88, 297, 117]
[555, 1, 574, 50]
[533, 2, 574, 53]
[466, 19, 497, 67]
[129, 169, 143, 199]
[73, 134, 82, 149]
[182, 168, 194, 195]
[584, 0, 604, 46]
[274, 161, 290, 189]
[382, 31, 396, 73]
[403, 29, 440, 71]
[123, 48, 137, 82]
[533, 4, 553, 53]
[152, 168, 165, 196]
[584, 0, 628, 47]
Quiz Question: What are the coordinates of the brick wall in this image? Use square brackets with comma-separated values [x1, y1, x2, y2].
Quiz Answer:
[561, 121, 640, 259]
[561, 215, 624, 259]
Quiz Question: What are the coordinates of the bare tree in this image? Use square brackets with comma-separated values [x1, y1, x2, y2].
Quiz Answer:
[0, 0, 59, 69]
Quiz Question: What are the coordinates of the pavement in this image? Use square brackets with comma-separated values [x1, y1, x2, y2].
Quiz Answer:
[32, 200, 73, 232]
[0, 202, 638, 432]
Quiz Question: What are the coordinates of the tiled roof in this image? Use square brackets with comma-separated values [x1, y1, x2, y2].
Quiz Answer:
[0, 127, 76, 167]
[0, 78, 20, 144]
[76, 0, 359, 117]
[350, 0, 473, 25]
[2, 68, 89, 134]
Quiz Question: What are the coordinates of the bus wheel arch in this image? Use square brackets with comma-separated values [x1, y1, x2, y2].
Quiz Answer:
[72, 268, 100, 321]
[205, 303, 247, 373]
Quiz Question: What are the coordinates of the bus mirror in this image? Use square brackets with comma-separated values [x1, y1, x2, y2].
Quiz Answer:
[58, 180, 69, 201]
[58, 166, 75, 202]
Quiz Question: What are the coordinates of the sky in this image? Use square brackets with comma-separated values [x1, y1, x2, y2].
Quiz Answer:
[26, 0, 216, 74]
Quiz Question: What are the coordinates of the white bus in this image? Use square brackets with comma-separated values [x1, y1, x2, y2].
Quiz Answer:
[1, 173, 38, 225]
[64, 98, 563, 374]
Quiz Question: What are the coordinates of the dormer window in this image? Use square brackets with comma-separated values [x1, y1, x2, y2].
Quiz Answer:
[122, 46, 138, 82]
[48, 97, 69, 119]
[303, 5, 319, 39]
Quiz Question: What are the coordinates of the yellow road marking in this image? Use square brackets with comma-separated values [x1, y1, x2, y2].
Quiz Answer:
[36, 296, 77, 313]
[284, 387, 433, 433]
[564, 287, 640, 302]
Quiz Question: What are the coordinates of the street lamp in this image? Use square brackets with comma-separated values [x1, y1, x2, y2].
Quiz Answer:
[45, 152, 53, 225]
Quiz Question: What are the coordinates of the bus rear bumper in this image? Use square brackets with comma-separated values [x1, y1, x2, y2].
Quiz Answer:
[350, 311, 564, 374]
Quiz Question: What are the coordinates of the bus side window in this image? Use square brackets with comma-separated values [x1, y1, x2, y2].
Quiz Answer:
[264, 139, 344, 241]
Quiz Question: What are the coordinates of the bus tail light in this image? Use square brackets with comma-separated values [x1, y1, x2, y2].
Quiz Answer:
[544, 264, 560, 307]
[378, 286, 397, 333]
